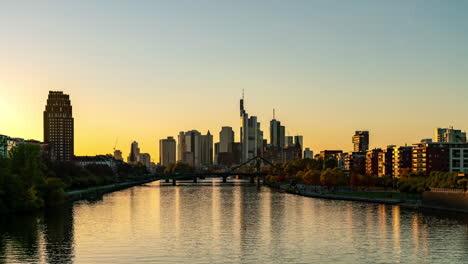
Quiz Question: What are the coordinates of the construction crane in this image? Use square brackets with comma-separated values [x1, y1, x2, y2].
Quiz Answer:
[113, 138, 119, 152]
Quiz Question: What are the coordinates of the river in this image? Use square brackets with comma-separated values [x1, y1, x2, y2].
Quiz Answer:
[1, 179, 468, 264]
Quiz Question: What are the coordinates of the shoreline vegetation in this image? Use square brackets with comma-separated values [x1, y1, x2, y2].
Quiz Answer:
[2, 144, 468, 215]
[0, 143, 151, 214]
[263, 158, 468, 214]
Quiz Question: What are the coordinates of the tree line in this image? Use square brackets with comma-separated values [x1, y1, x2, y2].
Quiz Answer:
[0, 143, 149, 214]
[264, 158, 468, 193]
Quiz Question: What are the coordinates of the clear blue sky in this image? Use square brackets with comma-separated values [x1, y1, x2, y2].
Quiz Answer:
[1, 0, 467, 160]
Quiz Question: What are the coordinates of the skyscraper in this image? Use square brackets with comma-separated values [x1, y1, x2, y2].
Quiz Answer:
[178, 130, 202, 167]
[200, 131, 213, 167]
[294, 135, 303, 151]
[128, 141, 140, 164]
[352, 131, 369, 153]
[43, 91, 74, 162]
[159, 136, 176, 167]
[270, 112, 285, 148]
[219, 127, 234, 153]
[240, 94, 263, 162]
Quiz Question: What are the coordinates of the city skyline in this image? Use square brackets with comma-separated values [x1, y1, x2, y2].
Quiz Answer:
[1, 1, 468, 161]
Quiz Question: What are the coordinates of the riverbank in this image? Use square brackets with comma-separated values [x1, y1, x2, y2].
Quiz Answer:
[274, 184, 468, 214]
[65, 178, 156, 202]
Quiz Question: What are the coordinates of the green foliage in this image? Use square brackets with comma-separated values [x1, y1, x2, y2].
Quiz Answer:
[9, 144, 45, 187]
[42, 178, 66, 206]
[399, 176, 426, 194]
[320, 168, 347, 187]
[1, 143, 150, 214]
[426, 171, 460, 188]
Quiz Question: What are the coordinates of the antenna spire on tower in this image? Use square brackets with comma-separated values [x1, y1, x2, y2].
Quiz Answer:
[242, 88, 244, 100]
[273, 108, 275, 119]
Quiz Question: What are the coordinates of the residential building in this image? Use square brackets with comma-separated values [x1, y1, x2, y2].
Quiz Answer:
[365, 148, 382, 177]
[435, 127, 467, 143]
[412, 142, 449, 176]
[319, 150, 343, 159]
[336, 152, 348, 170]
[377, 146, 395, 177]
[450, 146, 468, 172]
[392, 146, 413, 178]
[74, 155, 120, 171]
[352, 131, 369, 153]
[159, 136, 176, 167]
[43, 91, 74, 162]
[0, 135, 47, 158]
[345, 152, 366, 174]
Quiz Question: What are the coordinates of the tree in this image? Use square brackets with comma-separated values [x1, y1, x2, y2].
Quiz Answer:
[303, 169, 321, 185]
[9, 144, 45, 187]
[320, 168, 337, 188]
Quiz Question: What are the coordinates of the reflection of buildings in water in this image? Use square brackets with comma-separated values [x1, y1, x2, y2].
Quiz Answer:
[392, 206, 401, 261]
[43, 206, 75, 264]
[0, 214, 42, 263]
[412, 214, 419, 253]
[238, 185, 263, 262]
[378, 204, 387, 235]
[0, 205, 75, 264]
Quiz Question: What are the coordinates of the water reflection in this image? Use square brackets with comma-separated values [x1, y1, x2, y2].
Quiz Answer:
[0, 205, 74, 264]
[1, 181, 468, 264]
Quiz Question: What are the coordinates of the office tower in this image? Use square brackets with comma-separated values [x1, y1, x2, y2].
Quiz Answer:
[200, 131, 213, 167]
[270, 110, 285, 148]
[114, 150, 123, 161]
[219, 127, 234, 153]
[352, 131, 369, 153]
[435, 127, 467, 143]
[294, 135, 303, 152]
[285, 136, 293, 147]
[159, 136, 176, 167]
[240, 94, 263, 162]
[43, 91, 74, 162]
[304, 148, 313, 159]
[178, 130, 202, 167]
[139, 153, 151, 168]
[128, 141, 140, 164]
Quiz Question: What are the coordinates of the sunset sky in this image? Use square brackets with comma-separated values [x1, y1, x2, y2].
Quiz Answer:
[1, 0, 467, 162]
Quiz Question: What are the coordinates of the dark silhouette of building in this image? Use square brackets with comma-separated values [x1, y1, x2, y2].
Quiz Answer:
[365, 148, 382, 177]
[353, 131, 369, 153]
[44, 91, 74, 162]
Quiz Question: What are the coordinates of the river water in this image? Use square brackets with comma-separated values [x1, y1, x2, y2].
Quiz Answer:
[1, 179, 468, 264]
